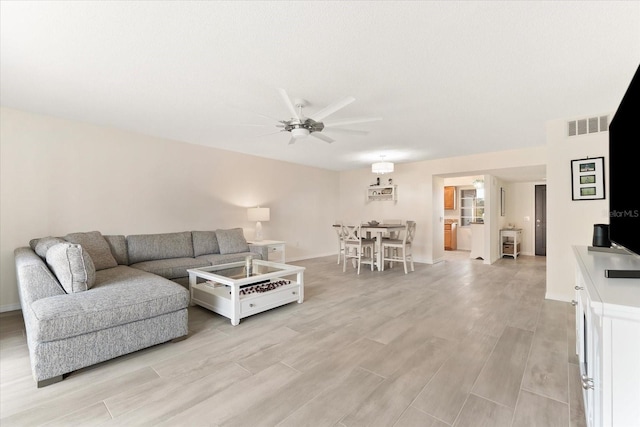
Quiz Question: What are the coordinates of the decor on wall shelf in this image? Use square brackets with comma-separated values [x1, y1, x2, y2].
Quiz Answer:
[366, 185, 397, 202]
[571, 157, 605, 200]
[247, 207, 270, 241]
[372, 155, 394, 174]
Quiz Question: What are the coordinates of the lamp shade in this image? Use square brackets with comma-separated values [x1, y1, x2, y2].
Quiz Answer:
[372, 161, 394, 174]
[247, 207, 270, 222]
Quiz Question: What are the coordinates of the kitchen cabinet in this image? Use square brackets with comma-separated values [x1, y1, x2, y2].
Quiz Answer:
[444, 222, 457, 250]
[444, 186, 456, 210]
[470, 223, 484, 259]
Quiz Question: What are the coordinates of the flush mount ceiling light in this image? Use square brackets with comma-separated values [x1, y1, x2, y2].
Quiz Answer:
[372, 156, 394, 174]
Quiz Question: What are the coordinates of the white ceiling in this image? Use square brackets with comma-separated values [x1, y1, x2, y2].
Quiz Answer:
[1, 1, 639, 181]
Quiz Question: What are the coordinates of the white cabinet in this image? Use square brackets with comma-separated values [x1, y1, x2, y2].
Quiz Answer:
[573, 246, 640, 427]
[366, 185, 397, 202]
[247, 240, 286, 263]
[500, 228, 522, 259]
[470, 223, 484, 259]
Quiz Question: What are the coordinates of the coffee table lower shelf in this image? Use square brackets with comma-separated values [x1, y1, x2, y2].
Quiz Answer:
[191, 281, 302, 325]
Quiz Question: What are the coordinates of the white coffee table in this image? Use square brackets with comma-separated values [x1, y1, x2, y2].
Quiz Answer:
[187, 260, 305, 325]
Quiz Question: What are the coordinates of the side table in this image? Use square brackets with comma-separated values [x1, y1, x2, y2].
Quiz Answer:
[247, 240, 286, 263]
[500, 228, 522, 259]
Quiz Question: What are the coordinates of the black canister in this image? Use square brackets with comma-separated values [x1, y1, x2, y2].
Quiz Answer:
[592, 224, 611, 248]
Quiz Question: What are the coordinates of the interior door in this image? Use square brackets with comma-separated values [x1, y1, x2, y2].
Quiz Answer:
[535, 184, 546, 256]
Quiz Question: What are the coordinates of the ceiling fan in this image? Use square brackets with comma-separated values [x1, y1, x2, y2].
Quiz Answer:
[264, 88, 382, 145]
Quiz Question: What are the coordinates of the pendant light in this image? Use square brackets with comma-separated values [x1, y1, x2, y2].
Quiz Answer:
[372, 155, 394, 174]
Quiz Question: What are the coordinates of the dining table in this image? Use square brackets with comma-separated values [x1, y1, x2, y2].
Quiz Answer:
[334, 223, 406, 271]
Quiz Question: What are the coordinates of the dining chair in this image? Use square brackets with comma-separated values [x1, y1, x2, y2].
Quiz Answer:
[381, 220, 416, 274]
[343, 224, 375, 274]
[380, 219, 403, 262]
[334, 222, 347, 264]
[382, 219, 403, 239]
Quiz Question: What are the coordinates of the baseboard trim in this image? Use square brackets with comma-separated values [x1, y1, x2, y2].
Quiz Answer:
[0, 303, 21, 313]
[545, 292, 572, 303]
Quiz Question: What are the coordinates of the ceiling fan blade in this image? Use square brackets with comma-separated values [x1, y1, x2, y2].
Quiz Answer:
[253, 130, 285, 137]
[225, 103, 282, 122]
[323, 117, 382, 127]
[308, 96, 355, 122]
[277, 88, 301, 120]
[322, 128, 369, 136]
[210, 123, 269, 127]
[310, 132, 334, 143]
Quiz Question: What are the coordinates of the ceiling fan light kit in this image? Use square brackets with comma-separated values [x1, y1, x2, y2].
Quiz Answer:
[291, 127, 310, 138]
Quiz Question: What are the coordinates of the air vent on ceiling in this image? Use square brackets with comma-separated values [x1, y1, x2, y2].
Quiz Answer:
[567, 115, 609, 137]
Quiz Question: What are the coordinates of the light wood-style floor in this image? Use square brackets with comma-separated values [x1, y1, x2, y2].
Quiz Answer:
[1, 251, 586, 427]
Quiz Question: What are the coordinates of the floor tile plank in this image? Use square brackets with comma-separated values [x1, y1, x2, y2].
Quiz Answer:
[512, 389, 570, 427]
[471, 326, 534, 408]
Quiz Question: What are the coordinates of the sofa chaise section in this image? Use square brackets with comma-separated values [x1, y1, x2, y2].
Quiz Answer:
[15, 247, 190, 387]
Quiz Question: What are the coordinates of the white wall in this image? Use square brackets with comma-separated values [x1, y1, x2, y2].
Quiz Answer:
[0, 108, 339, 311]
[545, 116, 610, 301]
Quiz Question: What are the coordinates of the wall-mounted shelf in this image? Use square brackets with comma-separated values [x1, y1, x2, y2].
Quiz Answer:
[366, 185, 397, 202]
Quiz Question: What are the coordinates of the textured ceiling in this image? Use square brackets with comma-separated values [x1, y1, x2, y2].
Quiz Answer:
[1, 1, 639, 180]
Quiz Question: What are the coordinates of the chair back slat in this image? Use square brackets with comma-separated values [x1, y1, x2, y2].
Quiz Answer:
[405, 221, 416, 244]
[384, 219, 403, 239]
[343, 224, 361, 242]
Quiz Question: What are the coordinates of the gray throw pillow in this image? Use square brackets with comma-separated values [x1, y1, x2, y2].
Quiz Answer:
[65, 231, 117, 270]
[34, 236, 66, 258]
[46, 243, 96, 293]
[192, 231, 220, 256]
[216, 228, 249, 254]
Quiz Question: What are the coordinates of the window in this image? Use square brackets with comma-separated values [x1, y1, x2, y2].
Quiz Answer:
[460, 189, 484, 226]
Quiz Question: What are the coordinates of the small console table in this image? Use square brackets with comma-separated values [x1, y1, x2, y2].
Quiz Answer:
[500, 228, 522, 259]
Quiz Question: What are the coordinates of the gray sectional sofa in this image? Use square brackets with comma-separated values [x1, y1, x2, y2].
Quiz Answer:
[14, 228, 265, 387]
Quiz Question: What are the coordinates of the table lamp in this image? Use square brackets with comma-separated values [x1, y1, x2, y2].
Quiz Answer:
[247, 207, 270, 241]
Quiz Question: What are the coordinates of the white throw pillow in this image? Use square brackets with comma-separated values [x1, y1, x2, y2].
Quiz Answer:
[34, 236, 66, 258]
